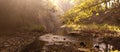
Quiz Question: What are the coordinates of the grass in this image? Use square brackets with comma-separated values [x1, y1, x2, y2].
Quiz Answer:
[22, 25, 45, 32]
[62, 23, 120, 32]
[110, 50, 120, 52]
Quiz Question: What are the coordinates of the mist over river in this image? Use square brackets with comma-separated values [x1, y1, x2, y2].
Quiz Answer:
[0, 0, 60, 32]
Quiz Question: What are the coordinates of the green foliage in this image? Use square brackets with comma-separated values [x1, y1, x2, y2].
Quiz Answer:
[62, 23, 120, 32]
[23, 25, 45, 32]
[110, 50, 120, 52]
[62, 0, 120, 32]
[30, 25, 45, 32]
[63, 0, 104, 24]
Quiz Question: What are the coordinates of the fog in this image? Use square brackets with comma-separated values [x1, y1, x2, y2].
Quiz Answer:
[0, 0, 75, 32]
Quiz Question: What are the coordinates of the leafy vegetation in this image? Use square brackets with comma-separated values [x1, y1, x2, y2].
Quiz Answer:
[62, 24, 120, 32]
[62, 0, 120, 32]
[110, 50, 120, 52]
[22, 25, 46, 32]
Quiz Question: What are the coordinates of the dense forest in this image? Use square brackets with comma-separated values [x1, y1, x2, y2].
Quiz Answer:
[0, 0, 120, 52]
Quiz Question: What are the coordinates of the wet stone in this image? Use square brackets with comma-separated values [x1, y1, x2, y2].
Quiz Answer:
[21, 34, 80, 52]
[21, 33, 116, 52]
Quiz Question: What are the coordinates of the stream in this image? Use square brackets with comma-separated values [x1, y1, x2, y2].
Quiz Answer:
[20, 32, 120, 52]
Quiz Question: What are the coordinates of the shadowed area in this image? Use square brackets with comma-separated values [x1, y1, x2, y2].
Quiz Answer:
[0, 0, 62, 33]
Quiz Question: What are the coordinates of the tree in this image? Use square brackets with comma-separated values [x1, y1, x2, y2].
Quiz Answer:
[63, 0, 103, 24]
[62, 0, 120, 30]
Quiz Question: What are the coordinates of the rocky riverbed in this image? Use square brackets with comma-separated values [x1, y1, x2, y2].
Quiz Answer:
[20, 31, 120, 52]
[0, 30, 120, 52]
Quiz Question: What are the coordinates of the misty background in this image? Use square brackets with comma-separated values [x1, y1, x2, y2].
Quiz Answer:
[0, 0, 75, 33]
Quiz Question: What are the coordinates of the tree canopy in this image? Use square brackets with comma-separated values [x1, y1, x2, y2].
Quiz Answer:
[62, 0, 120, 31]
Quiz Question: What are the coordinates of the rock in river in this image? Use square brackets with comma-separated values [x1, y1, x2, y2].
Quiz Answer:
[20, 34, 81, 52]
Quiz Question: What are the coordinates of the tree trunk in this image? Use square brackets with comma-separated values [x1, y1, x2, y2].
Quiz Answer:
[105, 0, 108, 9]
[117, 0, 120, 6]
